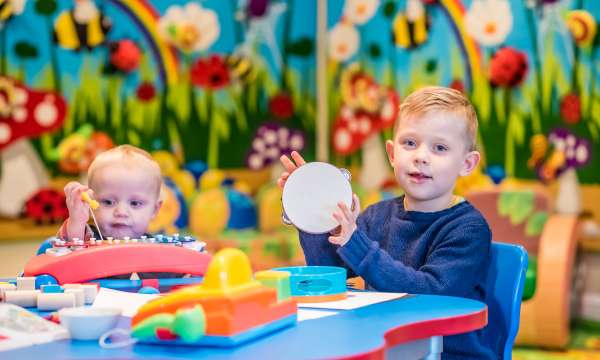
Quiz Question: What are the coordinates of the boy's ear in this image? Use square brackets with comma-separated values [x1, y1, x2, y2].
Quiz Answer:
[385, 139, 395, 166]
[460, 150, 481, 176]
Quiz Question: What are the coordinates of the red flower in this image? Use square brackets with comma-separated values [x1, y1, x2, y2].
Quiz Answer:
[449, 79, 465, 93]
[489, 47, 528, 88]
[268, 92, 294, 119]
[109, 40, 141, 73]
[136, 82, 156, 102]
[190, 55, 231, 90]
[560, 93, 581, 124]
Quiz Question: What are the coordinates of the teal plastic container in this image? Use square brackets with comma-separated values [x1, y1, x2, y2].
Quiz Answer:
[273, 266, 347, 297]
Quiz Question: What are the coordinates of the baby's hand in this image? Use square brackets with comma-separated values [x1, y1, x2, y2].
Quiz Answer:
[329, 194, 361, 246]
[277, 151, 306, 189]
[64, 181, 91, 225]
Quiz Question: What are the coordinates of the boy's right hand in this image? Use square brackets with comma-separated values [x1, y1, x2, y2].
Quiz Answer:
[277, 151, 306, 189]
[64, 181, 91, 225]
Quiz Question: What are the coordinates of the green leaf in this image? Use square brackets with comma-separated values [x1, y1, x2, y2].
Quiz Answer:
[498, 191, 516, 216]
[508, 191, 535, 225]
[285, 37, 314, 57]
[525, 211, 548, 237]
[425, 59, 437, 74]
[127, 130, 141, 146]
[35, 0, 57, 15]
[368, 43, 381, 59]
[383, 2, 396, 18]
[14, 42, 38, 58]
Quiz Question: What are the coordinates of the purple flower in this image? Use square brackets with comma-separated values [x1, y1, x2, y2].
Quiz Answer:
[548, 128, 592, 169]
[246, 123, 305, 170]
[247, 0, 269, 18]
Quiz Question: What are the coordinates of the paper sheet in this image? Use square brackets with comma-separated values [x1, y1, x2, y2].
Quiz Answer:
[297, 291, 407, 310]
[0, 304, 69, 351]
[92, 288, 158, 317]
[297, 309, 338, 322]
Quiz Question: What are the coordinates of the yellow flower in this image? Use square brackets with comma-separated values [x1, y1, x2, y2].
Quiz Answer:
[566, 10, 597, 48]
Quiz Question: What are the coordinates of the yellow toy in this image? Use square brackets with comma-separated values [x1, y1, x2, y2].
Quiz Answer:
[81, 192, 99, 210]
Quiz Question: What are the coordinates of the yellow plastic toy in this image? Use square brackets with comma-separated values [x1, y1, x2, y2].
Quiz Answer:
[81, 192, 99, 210]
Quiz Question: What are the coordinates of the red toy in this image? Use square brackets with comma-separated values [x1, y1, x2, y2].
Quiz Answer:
[24, 236, 210, 292]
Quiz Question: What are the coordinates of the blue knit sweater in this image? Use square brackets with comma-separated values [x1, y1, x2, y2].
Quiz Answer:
[299, 196, 497, 359]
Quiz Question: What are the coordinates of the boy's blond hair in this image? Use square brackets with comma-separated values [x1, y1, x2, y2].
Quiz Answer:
[395, 86, 478, 151]
[87, 145, 162, 196]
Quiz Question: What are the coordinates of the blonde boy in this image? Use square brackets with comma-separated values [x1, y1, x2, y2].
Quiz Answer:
[61, 145, 163, 241]
[279, 87, 496, 359]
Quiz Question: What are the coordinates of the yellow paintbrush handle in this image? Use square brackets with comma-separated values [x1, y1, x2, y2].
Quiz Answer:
[81, 192, 99, 210]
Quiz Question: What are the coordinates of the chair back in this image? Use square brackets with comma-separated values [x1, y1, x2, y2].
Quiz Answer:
[483, 242, 528, 359]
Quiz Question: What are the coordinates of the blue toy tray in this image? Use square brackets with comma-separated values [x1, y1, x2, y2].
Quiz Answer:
[272, 266, 346, 297]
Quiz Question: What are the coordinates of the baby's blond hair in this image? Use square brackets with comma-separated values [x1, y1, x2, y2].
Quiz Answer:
[87, 145, 162, 196]
[395, 86, 478, 151]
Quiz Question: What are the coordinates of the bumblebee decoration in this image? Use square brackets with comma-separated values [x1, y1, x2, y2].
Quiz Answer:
[53, 0, 111, 51]
[393, 0, 430, 49]
[0, 0, 14, 22]
[225, 54, 257, 84]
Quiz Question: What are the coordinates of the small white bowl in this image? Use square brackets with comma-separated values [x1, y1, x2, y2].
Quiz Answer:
[59, 307, 122, 340]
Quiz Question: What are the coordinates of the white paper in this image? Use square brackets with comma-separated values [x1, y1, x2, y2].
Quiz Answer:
[297, 291, 407, 310]
[0, 303, 69, 352]
[92, 288, 158, 317]
[297, 309, 337, 322]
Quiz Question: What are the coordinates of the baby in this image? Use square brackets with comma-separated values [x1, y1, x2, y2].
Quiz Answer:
[60, 145, 162, 241]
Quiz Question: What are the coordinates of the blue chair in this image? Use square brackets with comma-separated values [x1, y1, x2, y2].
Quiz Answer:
[483, 242, 528, 360]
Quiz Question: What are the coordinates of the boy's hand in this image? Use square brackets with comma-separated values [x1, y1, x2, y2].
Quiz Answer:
[329, 194, 361, 246]
[277, 151, 306, 189]
[64, 181, 91, 225]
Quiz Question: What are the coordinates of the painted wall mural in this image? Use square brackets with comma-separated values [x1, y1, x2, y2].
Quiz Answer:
[0, 0, 599, 187]
[325, 0, 600, 187]
[0, 0, 316, 174]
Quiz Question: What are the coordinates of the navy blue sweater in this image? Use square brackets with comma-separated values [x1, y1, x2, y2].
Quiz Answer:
[299, 196, 497, 359]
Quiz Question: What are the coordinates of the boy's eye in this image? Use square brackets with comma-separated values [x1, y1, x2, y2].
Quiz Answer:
[435, 144, 448, 152]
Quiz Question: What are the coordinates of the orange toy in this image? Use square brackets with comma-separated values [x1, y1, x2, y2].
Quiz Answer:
[131, 248, 297, 345]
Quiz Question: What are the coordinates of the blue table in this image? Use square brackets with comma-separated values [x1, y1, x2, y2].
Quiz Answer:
[5, 294, 487, 359]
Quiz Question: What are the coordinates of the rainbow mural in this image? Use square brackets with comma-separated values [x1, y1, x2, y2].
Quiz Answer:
[438, 0, 484, 91]
[106, 0, 179, 86]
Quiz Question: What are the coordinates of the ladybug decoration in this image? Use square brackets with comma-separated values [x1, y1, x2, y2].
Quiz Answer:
[108, 39, 141, 73]
[24, 189, 68, 224]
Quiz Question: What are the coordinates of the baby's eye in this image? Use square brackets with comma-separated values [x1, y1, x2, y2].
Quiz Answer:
[100, 199, 114, 206]
[434, 144, 448, 152]
[130, 200, 144, 208]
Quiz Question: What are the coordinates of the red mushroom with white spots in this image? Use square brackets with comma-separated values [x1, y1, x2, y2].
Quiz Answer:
[0, 77, 67, 217]
[333, 71, 400, 190]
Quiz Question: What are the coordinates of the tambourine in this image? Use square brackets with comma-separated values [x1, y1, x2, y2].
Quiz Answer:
[281, 162, 352, 234]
